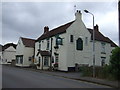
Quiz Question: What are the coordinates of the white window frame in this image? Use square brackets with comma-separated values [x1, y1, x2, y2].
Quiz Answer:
[101, 42, 106, 53]
[44, 57, 49, 66]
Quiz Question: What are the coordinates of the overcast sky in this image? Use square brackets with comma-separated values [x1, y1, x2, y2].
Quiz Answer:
[1, 0, 119, 45]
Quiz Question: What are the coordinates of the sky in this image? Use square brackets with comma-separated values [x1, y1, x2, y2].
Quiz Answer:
[1, 0, 119, 45]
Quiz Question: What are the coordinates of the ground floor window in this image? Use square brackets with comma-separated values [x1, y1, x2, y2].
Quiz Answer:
[28, 57, 32, 61]
[38, 57, 41, 64]
[44, 57, 49, 66]
[55, 54, 59, 63]
[16, 55, 23, 64]
[16, 56, 19, 64]
[101, 57, 106, 66]
[20, 56, 23, 64]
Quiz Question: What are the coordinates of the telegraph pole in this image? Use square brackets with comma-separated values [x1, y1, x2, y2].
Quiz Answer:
[118, 0, 120, 46]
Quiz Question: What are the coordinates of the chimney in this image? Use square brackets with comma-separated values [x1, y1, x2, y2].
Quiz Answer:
[75, 10, 82, 20]
[44, 26, 49, 33]
[94, 24, 99, 31]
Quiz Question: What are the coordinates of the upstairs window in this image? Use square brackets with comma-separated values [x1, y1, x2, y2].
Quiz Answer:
[70, 35, 73, 42]
[46, 39, 49, 50]
[39, 41, 41, 49]
[56, 37, 63, 46]
[76, 38, 83, 50]
[85, 37, 88, 45]
[101, 42, 105, 53]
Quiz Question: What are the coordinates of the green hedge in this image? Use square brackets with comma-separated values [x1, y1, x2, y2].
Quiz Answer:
[80, 65, 117, 81]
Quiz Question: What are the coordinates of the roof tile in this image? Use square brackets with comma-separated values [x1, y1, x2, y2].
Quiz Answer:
[21, 37, 35, 48]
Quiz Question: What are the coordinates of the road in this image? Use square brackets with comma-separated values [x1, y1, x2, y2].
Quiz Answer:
[2, 65, 111, 88]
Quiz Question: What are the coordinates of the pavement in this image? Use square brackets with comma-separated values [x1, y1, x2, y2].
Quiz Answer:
[34, 70, 119, 88]
[3, 65, 120, 88]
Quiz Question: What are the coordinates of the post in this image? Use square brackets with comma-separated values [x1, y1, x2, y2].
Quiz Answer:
[84, 10, 95, 77]
[118, 0, 120, 46]
[50, 37, 53, 70]
[92, 14, 95, 78]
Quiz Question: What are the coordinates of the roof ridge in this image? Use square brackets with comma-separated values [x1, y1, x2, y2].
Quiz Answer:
[21, 37, 36, 41]
[49, 20, 75, 32]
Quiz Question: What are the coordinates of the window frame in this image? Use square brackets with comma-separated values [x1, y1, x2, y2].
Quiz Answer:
[28, 57, 32, 61]
[76, 38, 83, 50]
[85, 37, 88, 46]
[55, 54, 59, 63]
[101, 42, 106, 53]
[70, 35, 74, 42]
[101, 57, 106, 66]
[46, 39, 50, 50]
[44, 56, 49, 66]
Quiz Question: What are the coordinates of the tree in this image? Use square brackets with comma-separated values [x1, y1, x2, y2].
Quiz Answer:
[109, 47, 120, 80]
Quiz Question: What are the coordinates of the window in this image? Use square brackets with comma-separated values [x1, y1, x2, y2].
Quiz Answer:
[52, 56, 54, 63]
[101, 57, 106, 66]
[101, 42, 105, 53]
[55, 54, 59, 63]
[16, 56, 19, 64]
[38, 57, 40, 64]
[39, 41, 41, 49]
[76, 38, 83, 50]
[28, 57, 32, 61]
[20, 56, 23, 64]
[85, 37, 88, 45]
[70, 35, 73, 42]
[56, 37, 63, 45]
[46, 39, 49, 50]
[44, 57, 49, 66]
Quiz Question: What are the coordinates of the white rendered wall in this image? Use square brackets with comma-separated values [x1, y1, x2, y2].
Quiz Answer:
[2, 46, 16, 64]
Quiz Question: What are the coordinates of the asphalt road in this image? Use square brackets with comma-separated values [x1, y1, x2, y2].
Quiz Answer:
[2, 65, 111, 88]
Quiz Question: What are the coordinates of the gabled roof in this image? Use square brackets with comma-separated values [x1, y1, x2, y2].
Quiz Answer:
[36, 21, 74, 41]
[105, 37, 117, 47]
[36, 20, 117, 47]
[21, 37, 35, 48]
[88, 29, 117, 47]
[2, 43, 17, 51]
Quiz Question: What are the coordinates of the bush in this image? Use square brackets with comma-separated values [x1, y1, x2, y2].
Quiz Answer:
[80, 65, 116, 80]
[109, 47, 120, 80]
[80, 66, 92, 77]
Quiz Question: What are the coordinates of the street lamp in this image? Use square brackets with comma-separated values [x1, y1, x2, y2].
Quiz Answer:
[84, 10, 95, 77]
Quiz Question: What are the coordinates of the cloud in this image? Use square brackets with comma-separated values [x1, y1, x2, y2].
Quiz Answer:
[1, 1, 118, 45]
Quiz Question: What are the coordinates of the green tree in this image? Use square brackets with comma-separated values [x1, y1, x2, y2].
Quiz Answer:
[109, 47, 120, 80]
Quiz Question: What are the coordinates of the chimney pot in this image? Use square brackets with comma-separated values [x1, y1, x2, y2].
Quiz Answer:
[94, 24, 99, 31]
[75, 10, 82, 20]
[44, 26, 49, 33]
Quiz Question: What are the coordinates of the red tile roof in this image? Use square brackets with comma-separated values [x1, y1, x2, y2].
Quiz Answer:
[2, 43, 17, 51]
[36, 21, 74, 41]
[21, 37, 35, 48]
[88, 29, 117, 47]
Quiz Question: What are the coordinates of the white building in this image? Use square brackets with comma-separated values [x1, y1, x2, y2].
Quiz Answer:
[34, 10, 117, 71]
[15, 37, 35, 67]
[2, 43, 16, 64]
